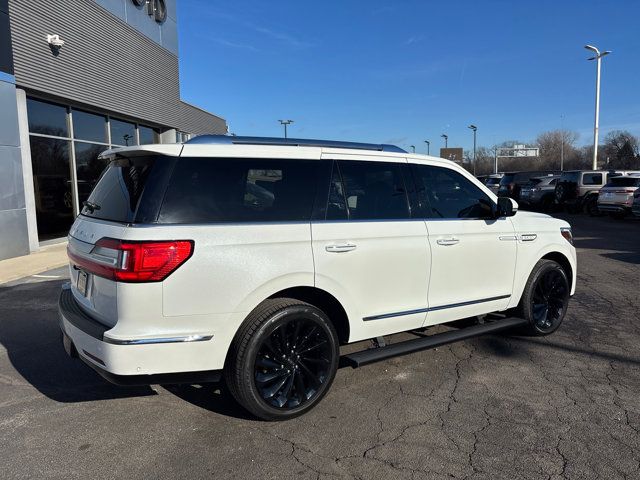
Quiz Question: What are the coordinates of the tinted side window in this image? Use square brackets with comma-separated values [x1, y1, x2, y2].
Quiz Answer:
[326, 162, 348, 220]
[582, 173, 603, 185]
[336, 160, 410, 220]
[412, 164, 493, 219]
[159, 158, 319, 223]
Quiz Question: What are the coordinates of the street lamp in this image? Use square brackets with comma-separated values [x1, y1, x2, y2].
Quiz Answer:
[467, 125, 477, 175]
[585, 44, 611, 170]
[278, 119, 294, 139]
[441, 134, 448, 148]
[424, 140, 430, 155]
[410, 145, 415, 153]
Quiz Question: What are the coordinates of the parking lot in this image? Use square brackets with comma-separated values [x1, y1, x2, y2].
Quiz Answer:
[1, 212, 639, 480]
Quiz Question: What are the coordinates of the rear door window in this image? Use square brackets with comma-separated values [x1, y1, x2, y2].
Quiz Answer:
[158, 158, 320, 223]
[332, 160, 410, 220]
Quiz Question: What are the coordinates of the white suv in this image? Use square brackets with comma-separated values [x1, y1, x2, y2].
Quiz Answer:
[59, 136, 577, 420]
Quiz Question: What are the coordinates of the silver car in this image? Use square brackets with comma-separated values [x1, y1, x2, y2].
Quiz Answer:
[597, 175, 640, 218]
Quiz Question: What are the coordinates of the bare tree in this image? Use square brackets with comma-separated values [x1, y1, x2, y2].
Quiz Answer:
[536, 129, 579, 170]
[602, 130, 639, 169]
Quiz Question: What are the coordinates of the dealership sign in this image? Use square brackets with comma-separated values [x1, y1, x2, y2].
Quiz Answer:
[131, 0, 167, 24]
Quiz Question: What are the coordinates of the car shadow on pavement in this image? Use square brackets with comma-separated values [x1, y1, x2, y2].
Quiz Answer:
[162, 383, 255, 420]
[0, 279, 156, 403]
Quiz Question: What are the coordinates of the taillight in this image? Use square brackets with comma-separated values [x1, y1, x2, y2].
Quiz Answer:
[69, 238, 194, 282]
[575, 186, 580, 195]
[612, 189, 635, 194]
[507, 183, 514, 191]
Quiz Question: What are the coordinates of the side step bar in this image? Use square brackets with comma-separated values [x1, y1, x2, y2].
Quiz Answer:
[344, 317, 528, 368]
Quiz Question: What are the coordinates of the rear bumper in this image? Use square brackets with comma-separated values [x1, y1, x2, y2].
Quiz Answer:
[597, 203, 629, 213]
[58, 285, 222, 384]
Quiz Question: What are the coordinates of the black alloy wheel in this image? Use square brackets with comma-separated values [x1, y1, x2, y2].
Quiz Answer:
[519, 259, 570, 336]
[225, 298, 339, 421]
[530, 268, 569, 333]
[254, 317, 333, 410]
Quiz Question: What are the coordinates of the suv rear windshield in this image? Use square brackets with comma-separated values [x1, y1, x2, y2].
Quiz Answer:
[499, 174, 515, 185]
[485, 177, 501, 185]
[605, 177, 640, 188]
[80, 156, 172, 223]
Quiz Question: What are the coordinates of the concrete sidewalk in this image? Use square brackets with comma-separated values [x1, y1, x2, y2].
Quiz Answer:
[0, 242, 68, 285]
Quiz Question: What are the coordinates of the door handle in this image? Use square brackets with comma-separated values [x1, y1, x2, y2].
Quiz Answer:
[436, 238, 459, 246]
[325, 243, 357, 253]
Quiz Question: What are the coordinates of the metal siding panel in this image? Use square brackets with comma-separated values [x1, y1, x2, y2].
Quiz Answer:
[8, 0, 225, 134]
[0, 146, 24, 211]
[0, 208, 29, 260]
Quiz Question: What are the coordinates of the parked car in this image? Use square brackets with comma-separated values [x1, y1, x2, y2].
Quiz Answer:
[632, 189, 640, 217]
[519, 175, 560, 212]
[483, 174, 503, 194]
[597, 175, 640, 218]
[59, 135, 576, 420]
[498, 171, 560, 201]
[554, 170, 640, 215]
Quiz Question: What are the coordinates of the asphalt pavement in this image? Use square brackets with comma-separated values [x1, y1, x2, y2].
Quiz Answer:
[1, 213, 639, 479]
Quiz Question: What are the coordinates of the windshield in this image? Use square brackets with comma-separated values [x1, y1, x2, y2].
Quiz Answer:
[499, 174, 515, 185]
[485, 177, 501, 185]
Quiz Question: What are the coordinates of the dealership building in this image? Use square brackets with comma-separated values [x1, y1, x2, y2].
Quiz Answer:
[0, 0, 227, 260]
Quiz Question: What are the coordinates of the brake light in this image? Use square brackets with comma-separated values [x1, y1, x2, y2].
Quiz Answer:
[69, 238, 194, 282]
[575, 185, 580, 195]
[612, 189, 635, 194]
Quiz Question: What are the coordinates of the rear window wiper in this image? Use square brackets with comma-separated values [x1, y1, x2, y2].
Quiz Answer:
[82, 201, 101, 213]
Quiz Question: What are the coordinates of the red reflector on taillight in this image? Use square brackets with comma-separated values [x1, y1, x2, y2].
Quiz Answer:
[71, 238, 194, 283]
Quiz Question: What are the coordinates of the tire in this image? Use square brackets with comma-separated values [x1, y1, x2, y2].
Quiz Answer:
[224, 298, 339, 421]
[518, 259, 570, 336]
[541, 195, 554, 213]
[585, 195, 599, 216]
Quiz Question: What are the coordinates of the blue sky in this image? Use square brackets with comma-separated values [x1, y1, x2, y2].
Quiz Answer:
[177, 0, 640, 154]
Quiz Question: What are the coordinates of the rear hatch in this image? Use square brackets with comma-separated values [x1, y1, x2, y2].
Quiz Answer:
[598, 176, 640, 206]
[67, 150, 179, 327]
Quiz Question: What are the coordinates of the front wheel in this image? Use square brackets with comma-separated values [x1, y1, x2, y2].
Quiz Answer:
[518, 259, 570, 336]
[225, 298, 339, 421]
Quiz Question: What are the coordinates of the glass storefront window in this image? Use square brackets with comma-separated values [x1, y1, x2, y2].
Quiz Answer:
[27, 98, 68, 137]
[72, 109, 107, 143]
[111, 118, 137, 146]
[74, 142, 110, 205]
[139, 125, 158, 145]
[29, 136, 73, 240]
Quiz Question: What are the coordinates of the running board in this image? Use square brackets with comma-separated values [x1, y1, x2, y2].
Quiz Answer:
[344, 317, 528, 368]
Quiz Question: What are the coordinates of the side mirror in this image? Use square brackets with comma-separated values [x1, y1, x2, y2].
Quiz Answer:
[496, 197, 517, 217]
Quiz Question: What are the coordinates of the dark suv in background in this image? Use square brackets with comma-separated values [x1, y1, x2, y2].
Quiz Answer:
[498, 171, 560, 201]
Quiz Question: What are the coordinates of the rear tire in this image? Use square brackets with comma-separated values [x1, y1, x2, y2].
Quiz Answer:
[585, 195, 600, 216]
[224, 298, 339, 421]
[517, 259, 570, 336]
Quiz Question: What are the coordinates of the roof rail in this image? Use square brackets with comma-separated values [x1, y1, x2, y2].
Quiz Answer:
[185, 135, 407, 153]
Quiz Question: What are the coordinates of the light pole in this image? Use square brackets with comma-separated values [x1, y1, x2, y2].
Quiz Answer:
[441, 134, 448, 148]
[424, 140, 430, 155]
[560, 114, 564, 171]
[467, 125, 477, 175]
[585, 44, 611, 170]
[410, 145, 415, 153]
[278, 119, 294, 138]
